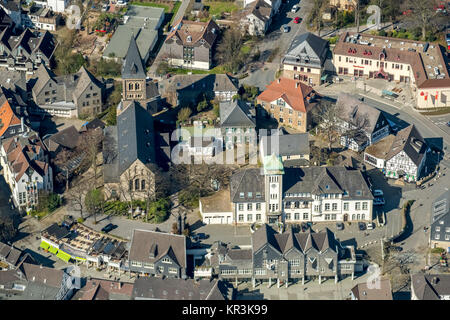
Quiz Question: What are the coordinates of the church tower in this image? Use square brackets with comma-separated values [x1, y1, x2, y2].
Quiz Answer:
[121, 35, 147, 102]
[263, 153, 284, 227]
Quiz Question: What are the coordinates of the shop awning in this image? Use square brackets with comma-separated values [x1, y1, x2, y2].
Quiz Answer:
[40, 241, 50, 250]
[48, 245, 58, 254]
[74, 256, 86, 261]
[56, 250, 71, 263]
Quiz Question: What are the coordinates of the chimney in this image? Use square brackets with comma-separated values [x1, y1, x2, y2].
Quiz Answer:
[277, 78, 280, 84]
[295, 82, 299, 88]
[118, 282, 122, 289]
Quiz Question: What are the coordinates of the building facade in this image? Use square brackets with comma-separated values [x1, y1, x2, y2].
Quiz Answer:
[165, 19, 219, 70]
[257, 78, 319, 132]
[364, 125, 428, 182]
[210, 224, 360, 287]
[128, 229, 187, 278]
[220, 99, 256, 149]
[0, 27, 56, 74]
[282, 32, 329, 86]
[0, 132, 53, 212]
[31, 65, 104, 118]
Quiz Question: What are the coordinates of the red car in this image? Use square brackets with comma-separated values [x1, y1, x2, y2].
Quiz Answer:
[294, 17, 302, 24]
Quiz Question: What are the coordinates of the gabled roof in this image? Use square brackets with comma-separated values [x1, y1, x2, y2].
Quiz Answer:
[0, 98, 21, 137]
[116, 101, 156, 175]
[166, 19, 219, 47]
[283, 32, 329, 65]
[351, 278, 393, 300]
[411, 274, 450, 300]
[230, 168, 265, 203]
[244, 0, 272, 23]
[45, 125, 81, 151]
[73, 66, 104, 99]
[31, 64, 55, 96]
[129, 229, 186, 268]
[257, 78, 315, 112]
[283, 166, 373, 200]
[121, 35, 146, 79]
[252, 223, 282, 253]
[219, 99, 255, 128]
[385, 125, 427, 166]
[75, 279, 134, 300]
[132, 278, 230, 300]
[336, 93, 387, 134]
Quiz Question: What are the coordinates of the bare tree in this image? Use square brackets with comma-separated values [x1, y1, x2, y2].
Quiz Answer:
[403, 0, 438, 40]
[53, 148, 73, 191]
[311, 100, 342, 151]
[66, 177, 90, 220]
[117, 168, 139, 219]
[77, 129, 104, 188]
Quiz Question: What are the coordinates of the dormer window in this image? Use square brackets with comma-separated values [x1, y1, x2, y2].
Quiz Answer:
[186, 35, 192, 42]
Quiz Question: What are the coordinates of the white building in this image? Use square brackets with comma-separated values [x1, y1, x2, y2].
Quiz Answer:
[228, 154, 373, 225]
[0, 132, 53, 212]
[199, 189, 233, 224]
[336, 93, 391, 152]
[34, 0, 69, 13]
[364, 125, 428, 182]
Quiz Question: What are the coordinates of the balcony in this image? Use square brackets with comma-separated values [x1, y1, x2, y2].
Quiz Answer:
[194, 266, 212, 278]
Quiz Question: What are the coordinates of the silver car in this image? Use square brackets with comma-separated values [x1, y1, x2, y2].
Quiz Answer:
[282, 25, 290, 33]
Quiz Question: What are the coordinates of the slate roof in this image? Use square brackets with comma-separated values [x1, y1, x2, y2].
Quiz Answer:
[283, 166, 373, 200]
[230, 168, 265, 203]
[32, 64, 103, 104]
[83, 118, 105, 131]
[282, 32, 329, 68]
[219, 99, 256, 128]
[411, 274, 450, 300]
[252, 224, 340, 255]
[257, 78, 315, 112]
[20, 263, 64, 288]
[132, 277, 229, 300]
[243, 0, 272, 23]
[166, 19, 219, 48]
[121, 35, 146, 79]
[336, 93, 387, 135]
[102, 125, 119, 183]
[116, 101, 156, 175]
[0, 242, 23, 268]
[162, 74, 238, 95]
[368, 125, 427, 165]
[351, 278, 393, 300]
[44, 125, 81, 151]
[129, 229, 186, 268]
[260, 133, 309, 157]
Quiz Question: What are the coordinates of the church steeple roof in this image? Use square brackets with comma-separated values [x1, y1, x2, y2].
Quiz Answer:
[122, 35, 146, 79]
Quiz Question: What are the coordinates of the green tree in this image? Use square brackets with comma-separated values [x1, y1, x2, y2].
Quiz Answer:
[85, 189, 105, 224]
[105, 105, 117, 126]
[148, 198, 170, 223]
[197, 96, 210, 112]
[177, 107, 192, 123]
[0, 216, 17, 243]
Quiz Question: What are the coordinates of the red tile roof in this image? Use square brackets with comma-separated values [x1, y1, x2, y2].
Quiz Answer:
[0, 99, 20, 137]
[257, 78, 314, 112]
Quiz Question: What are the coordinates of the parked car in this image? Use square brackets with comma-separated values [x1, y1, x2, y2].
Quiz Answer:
[374, 197, 385, 206]
[336, 222, 344, 230]
[390, 246, 403, 252]
[291, 5, 299, 13]
[293, 17, 302, 24]
[373, 189, 384, 197]
[101, 223, 117, 233]
[282, 25, 290, 33]
[358, 222, 366, 231]
[447, 121, 450, 127]
[366, 222, 375, 230]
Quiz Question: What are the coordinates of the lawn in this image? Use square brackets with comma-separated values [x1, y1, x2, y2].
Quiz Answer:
[169, 1, 182, 24]
[167, 65, 229, 75]
[129, 1, 171, 13]
[419, 107, 450, 116]
[204, 1, 238, 16]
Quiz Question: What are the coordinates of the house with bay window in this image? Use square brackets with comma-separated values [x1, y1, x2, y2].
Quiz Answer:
[336, 93, 390, 151]
[128, 229, 187, 278]
[0, 131, 53, 212]
[209, 224, 360, 287]
[220, 99, 256, 149]
[364, 125, 428, 182]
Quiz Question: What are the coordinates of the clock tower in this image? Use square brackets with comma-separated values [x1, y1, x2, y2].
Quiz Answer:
[263, 153, 284, 227]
